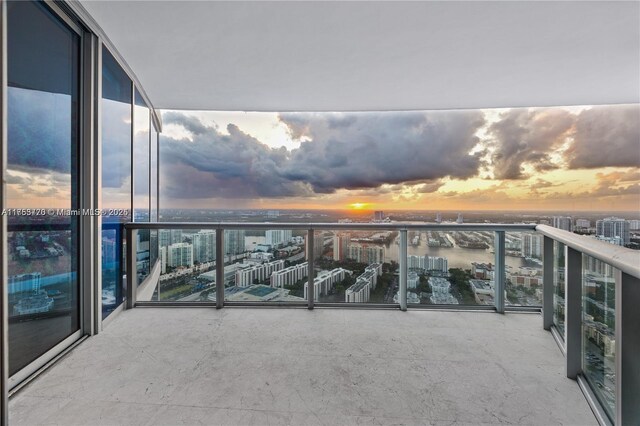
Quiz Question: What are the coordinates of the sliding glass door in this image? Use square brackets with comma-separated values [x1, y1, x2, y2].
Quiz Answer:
[6, 0, 81, 376]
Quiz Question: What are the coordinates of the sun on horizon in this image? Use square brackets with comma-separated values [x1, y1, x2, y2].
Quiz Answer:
[349, 202, 371, 210]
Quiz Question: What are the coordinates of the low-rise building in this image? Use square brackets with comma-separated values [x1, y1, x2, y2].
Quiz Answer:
[304, 268, 349, 300]
[235, 259, 285, 287]
[271, 262, 308, 287]
[471, 262, 494, 280]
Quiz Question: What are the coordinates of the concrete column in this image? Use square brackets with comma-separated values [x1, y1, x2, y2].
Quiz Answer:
[564, 246, 582, 379]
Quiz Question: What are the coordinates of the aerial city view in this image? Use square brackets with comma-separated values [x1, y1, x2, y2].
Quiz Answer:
[139, 209, 637, 308]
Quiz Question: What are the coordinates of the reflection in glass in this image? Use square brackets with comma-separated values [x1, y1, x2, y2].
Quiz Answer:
[134, 90, 150, 283]
[6, 0, 80, 375]
[582, 255, 615, 420]
[101, 47, 132, 319]
[553, 241, 566, 338]
[149, 124, 159, 270]
[150, 124, 158, 222]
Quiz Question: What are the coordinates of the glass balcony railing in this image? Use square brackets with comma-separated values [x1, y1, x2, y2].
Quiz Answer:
[553, 241, 566, 341]
[582, 254, 616, 419]
[121, 221, 639, 425]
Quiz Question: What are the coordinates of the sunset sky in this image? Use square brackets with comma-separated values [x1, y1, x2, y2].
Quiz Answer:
[158, 104, 640, 212]
[6, 98, 639, 212]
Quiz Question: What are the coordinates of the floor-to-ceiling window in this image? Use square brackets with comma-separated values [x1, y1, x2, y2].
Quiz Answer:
[101, 47, 132, 319]
[6, 0, 81, 375]
[149, 123, 159, 269]
[134, 90, 151, 283]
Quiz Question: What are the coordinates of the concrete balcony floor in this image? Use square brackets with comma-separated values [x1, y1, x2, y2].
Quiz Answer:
[10, 308, 596, 425]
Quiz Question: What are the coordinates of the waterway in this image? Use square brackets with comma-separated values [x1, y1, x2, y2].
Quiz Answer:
[384, 232, 534, 271]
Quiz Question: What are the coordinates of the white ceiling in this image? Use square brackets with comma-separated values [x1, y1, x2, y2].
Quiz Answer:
[79, 0, 640, 112]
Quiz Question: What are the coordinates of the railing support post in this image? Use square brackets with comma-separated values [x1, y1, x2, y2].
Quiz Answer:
[125, 227, 137, 309]
[215, 228, 224, 309]
[494, 231, 505, 314]
[399, 229, 407, 311]
[565, 246, 582, 379]
[615, 270, 640, 425]
[307, 229, 314, 310]
[542, 236, 554, 330]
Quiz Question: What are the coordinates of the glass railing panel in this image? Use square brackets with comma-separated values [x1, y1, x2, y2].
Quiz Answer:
[553, 241, 566, 338]
[582, 254, 616, 420]
[155, 228, 215, 302]
[504, 231, 543, 307]
[136, 228, 150, 286]
[223, 229, 307, 303]
[404, 230, 496, 306]
[311, 229, 395, 304]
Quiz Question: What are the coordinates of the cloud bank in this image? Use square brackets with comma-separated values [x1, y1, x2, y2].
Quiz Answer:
[160, 110, 486, 200]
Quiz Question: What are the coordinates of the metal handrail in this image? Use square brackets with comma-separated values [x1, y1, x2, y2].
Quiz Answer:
[124, 221, 639, 279]
[536, 224, 640, 279]
[125, 221, 537, 232]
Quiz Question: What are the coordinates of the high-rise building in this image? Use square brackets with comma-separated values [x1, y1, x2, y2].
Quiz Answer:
[629, 219, 640, 230]
[224, 230, 246, 255]
[425, 256, 448, 272]
[521, 234, 543, 259]
[332, 233, 350, 261]
[408, 255, 425, 270]
[159, 229, 183, 248]
[552, 216, 573, 232]
[575, 219, 591, 229]
[167, 243, 193, 268]
[596, 217, 630, 246]
[8, 272, 42, 294]
[305, 231, 325, 258]
[160, 246, 167, 274]
[314, 232, 325, 257]
[265, 229, 292, 247]
[101, 236, 116, 266]
[435, 213, 442, 223]
[373, 211, 385, 221]
[347, 242, 384, 264]
[407, 271, 419, 289]
[192, 230, 216, 264]
[456, 213, 463, 224]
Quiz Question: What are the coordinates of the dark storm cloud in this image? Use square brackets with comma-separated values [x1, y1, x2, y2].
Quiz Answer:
[160, 120, 313, 200]
[7, 87, 72, 174]
[160, 111, 486, 200]
[489, 108, 574, 179]
[102, 99, 132, 189]
[163, 111, 211, 136]
[566, 104, 640, 169]
[278, 111, 485, 193]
